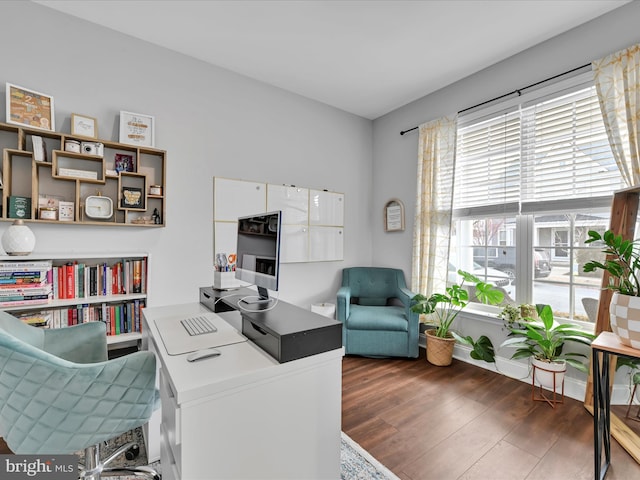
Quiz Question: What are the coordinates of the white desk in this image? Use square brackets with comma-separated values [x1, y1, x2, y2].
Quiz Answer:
[142, 302, 343, 480]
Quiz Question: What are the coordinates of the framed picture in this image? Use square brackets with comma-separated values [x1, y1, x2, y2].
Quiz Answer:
[114, 153, 135, 173]
[121, 186, 144, 209]
[58, 201, 75, 222]
[71, 113, 97, 139]
[119, 111, 155, 147]
[6, 83, 55, 131]
[384, 199, 405, 232]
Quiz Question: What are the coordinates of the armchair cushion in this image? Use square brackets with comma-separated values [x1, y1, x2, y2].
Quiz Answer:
[346, 305, 408, 331]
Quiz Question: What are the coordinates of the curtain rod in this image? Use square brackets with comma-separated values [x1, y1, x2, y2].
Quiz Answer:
[399, 62, 591, 136]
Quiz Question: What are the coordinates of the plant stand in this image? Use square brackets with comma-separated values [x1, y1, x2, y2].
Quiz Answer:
[626, 384, 640, 421]
[532, 362, 565, 408]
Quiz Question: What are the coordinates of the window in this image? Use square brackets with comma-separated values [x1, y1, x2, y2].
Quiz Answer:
[449, 72, 625, 323]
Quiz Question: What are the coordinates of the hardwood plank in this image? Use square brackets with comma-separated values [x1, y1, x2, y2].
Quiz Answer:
[342, 349, 640, 480]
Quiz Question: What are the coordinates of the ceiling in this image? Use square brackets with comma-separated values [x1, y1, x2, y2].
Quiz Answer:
[34, 0, 630, 120]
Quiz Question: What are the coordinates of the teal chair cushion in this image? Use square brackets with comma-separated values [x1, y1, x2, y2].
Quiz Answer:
[346, 305, 408, 331]
[0, 310, 158, 455]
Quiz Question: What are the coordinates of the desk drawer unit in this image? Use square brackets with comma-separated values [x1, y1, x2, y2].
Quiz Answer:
[159, 373, 182, 472]
[160, 426, 180, 480]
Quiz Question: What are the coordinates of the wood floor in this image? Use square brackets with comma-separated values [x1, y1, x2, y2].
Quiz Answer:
[3, 348, 640, 480]
[342, 348, 640, 480]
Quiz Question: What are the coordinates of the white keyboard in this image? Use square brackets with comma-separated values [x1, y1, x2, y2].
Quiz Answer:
[180, 315, 218, 336]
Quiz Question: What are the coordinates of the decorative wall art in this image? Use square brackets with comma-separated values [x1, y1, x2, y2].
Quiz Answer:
[71, 113, 98, 139]
[6, 83, 55, 131]
[119, 111, 154, 147]
[114, 153, 135, 173]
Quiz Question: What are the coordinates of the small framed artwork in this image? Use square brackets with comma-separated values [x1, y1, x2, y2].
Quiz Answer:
[6, 83, 55, 131]
[71, 113, 98, 139]
[121, 186, 144, 209]
[119, 111, 155, 147]
[114, 153, 135, 173]
[384, 198, 405, 232]
[58, 201, 75, 222]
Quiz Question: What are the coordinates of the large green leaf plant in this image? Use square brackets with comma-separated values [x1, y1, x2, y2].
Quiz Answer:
[583, 229, 640, 296]
[411, 270, 504, 339]
[498, 304, 595, 373]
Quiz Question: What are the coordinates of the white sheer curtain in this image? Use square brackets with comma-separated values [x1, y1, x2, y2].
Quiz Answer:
[411, 115, 457, 295]
[593, 43, 640, 187]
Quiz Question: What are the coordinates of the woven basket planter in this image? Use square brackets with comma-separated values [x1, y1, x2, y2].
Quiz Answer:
[426, 330, 456, 366]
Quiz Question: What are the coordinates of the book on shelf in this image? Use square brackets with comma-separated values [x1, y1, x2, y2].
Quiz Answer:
[26, 299, 145, 333]
[0, 297, 51, 307]
[0, 260, 52, 271]
[48, 259, 147, 300]
[0, 271, 48, 283]
[32, 136, 47, 162]
[16, 310, 51, 328]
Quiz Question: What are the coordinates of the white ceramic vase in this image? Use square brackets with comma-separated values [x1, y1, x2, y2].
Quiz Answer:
[532, 357, 566, 392]
[1, 219, 35, 255]
[609, 292, 640, 349]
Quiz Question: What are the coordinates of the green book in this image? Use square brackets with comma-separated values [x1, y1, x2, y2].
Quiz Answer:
[8, 196, 31, 219]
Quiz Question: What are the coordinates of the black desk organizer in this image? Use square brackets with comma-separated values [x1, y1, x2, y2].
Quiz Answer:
[199, 286, 342, 363]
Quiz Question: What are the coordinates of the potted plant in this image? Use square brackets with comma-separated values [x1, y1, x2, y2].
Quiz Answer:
[499, 304, 595, 390]
[411, 270, 504, 366]
[583, 229, 640, 348]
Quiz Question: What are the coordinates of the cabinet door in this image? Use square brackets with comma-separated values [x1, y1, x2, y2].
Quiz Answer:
[267, 185, 309, 225]
[309, 226, 343, 261]
[213, 177, 266, 221]
[309, 190, 344, 226]
[280, 225, 309, 263]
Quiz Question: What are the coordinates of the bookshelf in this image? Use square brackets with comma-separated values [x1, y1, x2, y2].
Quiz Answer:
[0, 121, 166, 226]
[0, 252, 149, 352]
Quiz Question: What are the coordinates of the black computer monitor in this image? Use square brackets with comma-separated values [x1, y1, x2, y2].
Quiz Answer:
[235, 211, 282, 305]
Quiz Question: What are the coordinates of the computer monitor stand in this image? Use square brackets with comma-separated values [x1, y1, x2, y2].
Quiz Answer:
[241, 286, 272, 305]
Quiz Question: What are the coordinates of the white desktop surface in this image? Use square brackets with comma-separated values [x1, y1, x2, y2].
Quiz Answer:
[142, 302, 343, 480]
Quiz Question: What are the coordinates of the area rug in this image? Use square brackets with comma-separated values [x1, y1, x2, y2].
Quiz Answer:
[95, 429, 398, 480]
[340, 431, 399, 480]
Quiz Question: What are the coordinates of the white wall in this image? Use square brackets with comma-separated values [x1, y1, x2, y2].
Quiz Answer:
[372, 1, 640, 279]
[371, 1, 640, 387]
[0, 1, 373, 308]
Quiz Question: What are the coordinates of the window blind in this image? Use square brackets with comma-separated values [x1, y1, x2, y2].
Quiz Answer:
[453, 82, 623, 217]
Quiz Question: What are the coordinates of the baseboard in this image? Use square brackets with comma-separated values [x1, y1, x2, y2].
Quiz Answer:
[451, 342, 587, 401]
[419, 333, 635, 405]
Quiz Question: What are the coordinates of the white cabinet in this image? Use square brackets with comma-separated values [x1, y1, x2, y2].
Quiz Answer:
[213, 177, 344, 264]
[143, 303, 342, 480]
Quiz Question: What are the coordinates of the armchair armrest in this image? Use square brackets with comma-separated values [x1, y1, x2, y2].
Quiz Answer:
[398, 286, 419, 326]
[336, 286, 351, 321]
[43, 322, 108, 363]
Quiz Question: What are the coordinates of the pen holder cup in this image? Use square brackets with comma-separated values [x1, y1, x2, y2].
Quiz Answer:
[214, 271, 237, 289]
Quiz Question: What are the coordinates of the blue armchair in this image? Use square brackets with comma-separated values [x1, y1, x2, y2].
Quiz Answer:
[0, 311, 160, 479]
[337, 267, 419, 358]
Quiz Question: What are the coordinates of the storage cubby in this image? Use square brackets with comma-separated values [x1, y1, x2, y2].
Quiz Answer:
[0, 121, 166, 226]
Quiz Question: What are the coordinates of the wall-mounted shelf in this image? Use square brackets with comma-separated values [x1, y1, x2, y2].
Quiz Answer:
[0, 121, 166, 227]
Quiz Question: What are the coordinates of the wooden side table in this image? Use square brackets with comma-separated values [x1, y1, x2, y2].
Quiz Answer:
[592, 332, 640, 479]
